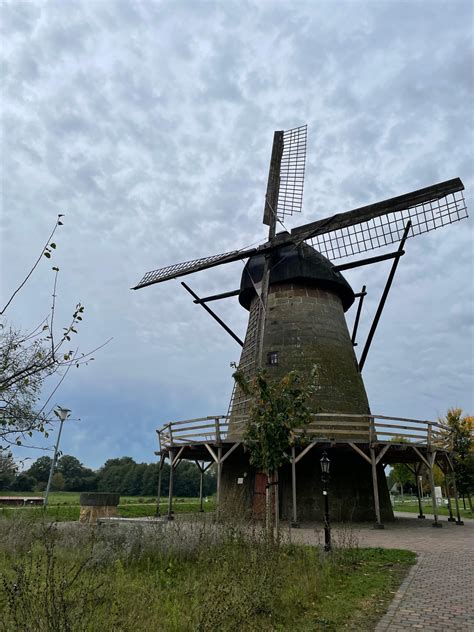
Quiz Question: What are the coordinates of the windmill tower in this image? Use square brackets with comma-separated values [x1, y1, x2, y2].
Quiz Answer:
[133, 126, 468, 523]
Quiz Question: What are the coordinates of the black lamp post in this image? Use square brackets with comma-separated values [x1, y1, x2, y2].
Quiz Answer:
[320, 451, 331, 552]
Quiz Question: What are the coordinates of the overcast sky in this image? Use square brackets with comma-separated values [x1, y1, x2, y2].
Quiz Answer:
[1, 0, 473, 470]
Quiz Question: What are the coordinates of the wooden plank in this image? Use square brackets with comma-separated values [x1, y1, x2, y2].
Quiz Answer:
[164, 415, 227, 428]
[307, 421, 370, 427]
[375, 431, 427, 440]
[303, 429, 369, 436]
[312, 412, 443, 429]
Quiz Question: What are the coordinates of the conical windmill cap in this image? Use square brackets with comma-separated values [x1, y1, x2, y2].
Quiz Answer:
[239, 233, 355, 312]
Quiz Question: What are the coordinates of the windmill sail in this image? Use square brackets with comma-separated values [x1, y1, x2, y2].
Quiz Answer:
[263, 124, 307, 225]
[292, 178, 467, 261]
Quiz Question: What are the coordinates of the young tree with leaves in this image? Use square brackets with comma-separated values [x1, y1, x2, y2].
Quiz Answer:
[233, 366, 318, 532]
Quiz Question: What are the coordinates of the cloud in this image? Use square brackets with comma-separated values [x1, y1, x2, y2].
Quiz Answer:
[1, 0, 472, 469]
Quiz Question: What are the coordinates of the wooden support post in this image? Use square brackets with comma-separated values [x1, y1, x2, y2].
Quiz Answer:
[216, 446, 222, 522]
[415, 464, 425, 519]
[428, 452, 441, 528]
[442, 464, 455, 522]
[167, 449, 175, 521]
[291, 446, 298, 527]
[196, 460, 204, 513]
[370, 446, 384, 529]
[450, 469, 464, 525]
[156, 454, 163, 517]
[274, 469, 280, 534]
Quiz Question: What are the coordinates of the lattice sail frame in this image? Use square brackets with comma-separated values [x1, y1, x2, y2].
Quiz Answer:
[308, 189, 467, 261]
[276, 124, 307, 221]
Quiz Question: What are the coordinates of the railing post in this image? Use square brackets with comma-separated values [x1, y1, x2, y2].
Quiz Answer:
[291, 445, 299, 528]
[215, 417, 221, 443]
[427, 423, 432, 450]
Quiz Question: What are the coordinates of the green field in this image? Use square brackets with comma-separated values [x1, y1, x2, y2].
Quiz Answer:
[0, 491, 216, 521]
[393, 497, 473, 520]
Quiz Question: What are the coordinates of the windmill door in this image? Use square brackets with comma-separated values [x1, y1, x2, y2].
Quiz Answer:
[252, 472, 268, 519]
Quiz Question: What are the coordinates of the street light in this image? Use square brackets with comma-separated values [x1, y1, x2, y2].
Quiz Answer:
[320, 451, 331, 552]
[44, 406, 71, 509]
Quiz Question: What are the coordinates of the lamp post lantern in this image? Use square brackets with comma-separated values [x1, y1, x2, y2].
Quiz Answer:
[44, 406, 71, 509]
[320, 451, 332, 552]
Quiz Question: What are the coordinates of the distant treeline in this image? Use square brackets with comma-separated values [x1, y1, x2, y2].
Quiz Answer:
[1, 455, 216, 497]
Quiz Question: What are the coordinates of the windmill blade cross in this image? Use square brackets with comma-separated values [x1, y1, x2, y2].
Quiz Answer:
[292, 177, 467, 261]
[133, 246, 261, 290]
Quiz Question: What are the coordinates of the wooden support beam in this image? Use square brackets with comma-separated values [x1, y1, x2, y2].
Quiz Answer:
[181, 282, 244, 347]
[193, 288, 240, 303]
[412, 446, 431, 469]
[415, 463, 425, 519]
[359, 221, 411, 372]
[172, 446, 185, 467]
[194, 460, 205, 513]
[375, 444, 391, 466]
[156, 452, 163, 517]
[167, 449, 174, 521]
[204, 443, 218, 463]
[370, 446, 384, 528]
[294, 440, 317, 464]
[448, 460, 464, 525]
[291, 445, 298, 527]
[348, 442, 371, 465]
[221, 442, 241, 463]
[216, 446, 223, 522]
[427, 451, 442, 528]
[351, 285, 366, 346]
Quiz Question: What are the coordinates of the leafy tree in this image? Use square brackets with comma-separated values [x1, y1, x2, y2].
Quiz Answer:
[51, 471, 65, 491]
[57, 455, 97, 491]
[11, 472, 36, 492]
[141, 463, 158, 496]
[440, 408, 474, 509]
[0, 452, 17, 490]
[26, 456, 53, 484]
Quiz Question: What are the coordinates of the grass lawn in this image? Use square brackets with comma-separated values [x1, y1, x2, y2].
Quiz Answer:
[393, 498, 473, 519]
[0, 516, 416, 631]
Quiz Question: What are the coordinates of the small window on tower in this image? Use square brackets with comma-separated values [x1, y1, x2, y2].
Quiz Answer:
[267, 351, 278, 365]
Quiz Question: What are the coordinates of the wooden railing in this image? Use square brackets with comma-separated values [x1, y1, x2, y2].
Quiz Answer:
[157, 413, 449, 451]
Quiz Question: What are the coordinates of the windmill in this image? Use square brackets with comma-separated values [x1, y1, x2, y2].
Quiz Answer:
[134, 126, 468, 525]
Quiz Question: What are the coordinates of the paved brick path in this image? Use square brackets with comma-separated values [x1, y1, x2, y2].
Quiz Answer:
[290, 513, 474, 631]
